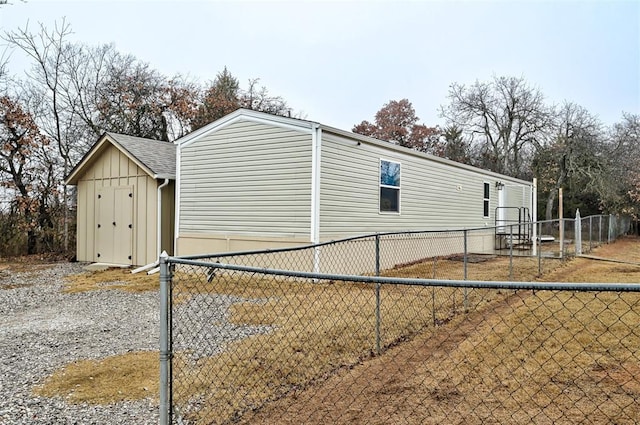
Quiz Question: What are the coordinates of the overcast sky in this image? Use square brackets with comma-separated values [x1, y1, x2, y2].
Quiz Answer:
[1, 0, 638, 131]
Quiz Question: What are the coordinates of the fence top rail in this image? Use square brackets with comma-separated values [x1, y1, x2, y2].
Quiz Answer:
[163, 257, 640, 293]
[538, 215, 611, 224]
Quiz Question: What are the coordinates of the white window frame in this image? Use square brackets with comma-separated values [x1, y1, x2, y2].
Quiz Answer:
[483, 181, 490, 218]
[379, 159, 401, 214]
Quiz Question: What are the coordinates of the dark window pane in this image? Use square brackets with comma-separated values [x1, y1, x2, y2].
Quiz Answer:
[484, 182, 490, 199]
[381, 161, 400, 187]
[380, 187, 399, 212]
[484, 200, 489, 217]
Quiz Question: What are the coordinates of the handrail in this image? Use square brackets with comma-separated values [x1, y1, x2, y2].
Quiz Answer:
[494, 207, 532, 250]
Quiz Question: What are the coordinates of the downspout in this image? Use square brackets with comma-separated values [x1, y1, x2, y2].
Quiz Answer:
[133, 178, 169, 274]
[157, 178, 170, 256]
[174, 146, 182, 256]
[310, 124, 322, 244]
[311, 124, 322, 275]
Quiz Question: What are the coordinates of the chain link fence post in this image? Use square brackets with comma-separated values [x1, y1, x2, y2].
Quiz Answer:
[432, 255, 437, 326]
[375, 234, 381, 355]
[609, 214, 614, 242]
[313, 245, 321, 275]
[159, 251, 171, 425]
[599, 215, 603, 244]
[575, 210, 582, 256]
[463, 229, 468, 312]
[509, 224, 514, 281]
[537, 222, 542, 276]
[589, 215, 593, 252]
[560, 218, 565, 260]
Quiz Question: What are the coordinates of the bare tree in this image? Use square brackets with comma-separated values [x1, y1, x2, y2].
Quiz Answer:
[4, 19, 77, 251]
[59, 42, 199, 143]
[0, 49, 8, 80]
[440, 75, 550, 178]
[241, 78, 290, 116]
[91, 58, 195, 141]
[533, 102, 606, 218]
[608, 112, 640, 215]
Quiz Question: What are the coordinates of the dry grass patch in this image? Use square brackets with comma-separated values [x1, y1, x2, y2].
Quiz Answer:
[434, 290, 640, 423]
[543, 239, 640, 284]
[64, 268, 159, 293]
[171, 268, 508, 423]
[34, 351, 159, 404]
[433, 239, 640, 421]
[585, 236, 640, 261]
[545, 258, 640, 283]
[385, 254, 559, 282]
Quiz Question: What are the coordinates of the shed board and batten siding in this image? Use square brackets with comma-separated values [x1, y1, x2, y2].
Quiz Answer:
[319, 131, 532, 239]
[75, 143, 170, 265]
[176, 119, 313, 255]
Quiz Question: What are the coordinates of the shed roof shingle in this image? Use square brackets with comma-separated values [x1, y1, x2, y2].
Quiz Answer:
[106, 132, 176, 179]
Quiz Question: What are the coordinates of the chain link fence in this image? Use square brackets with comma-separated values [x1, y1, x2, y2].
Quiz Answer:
[160, 215, 637, 424]
[536, 214, 630, 264]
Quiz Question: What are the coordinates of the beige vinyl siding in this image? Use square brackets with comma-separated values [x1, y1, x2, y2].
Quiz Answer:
[75, 144, 160, 265]
[179, 119, 312, 238]
[319, 133, 531, 238]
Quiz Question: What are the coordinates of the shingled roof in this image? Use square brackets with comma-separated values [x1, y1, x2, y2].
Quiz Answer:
[65, 132, 176, 185]
[106, 133, 176, 179]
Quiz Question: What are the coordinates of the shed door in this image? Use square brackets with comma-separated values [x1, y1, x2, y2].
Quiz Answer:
[96, 186, 134, 265]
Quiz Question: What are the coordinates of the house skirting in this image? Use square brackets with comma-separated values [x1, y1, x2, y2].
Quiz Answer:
[176, 233, 311, 257]
[175, 231, 497, 275]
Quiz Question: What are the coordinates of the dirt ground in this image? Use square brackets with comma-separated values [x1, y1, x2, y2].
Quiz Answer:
[237, 237, 640, 424]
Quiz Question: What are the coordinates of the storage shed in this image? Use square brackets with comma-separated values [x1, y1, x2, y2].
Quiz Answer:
[174, 109, 535, 257]
[66, 133, 175, 266]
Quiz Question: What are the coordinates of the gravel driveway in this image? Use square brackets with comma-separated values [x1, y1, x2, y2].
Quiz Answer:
[0, 263, 159, 424]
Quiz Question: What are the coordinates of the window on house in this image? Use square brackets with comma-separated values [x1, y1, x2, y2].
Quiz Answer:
[380, 160, 400, 213]
[483, 182, 490, 218]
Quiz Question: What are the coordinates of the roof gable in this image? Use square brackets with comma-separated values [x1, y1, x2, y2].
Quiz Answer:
[65, 133, 176, 185]
[175, 108, 318, 148]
